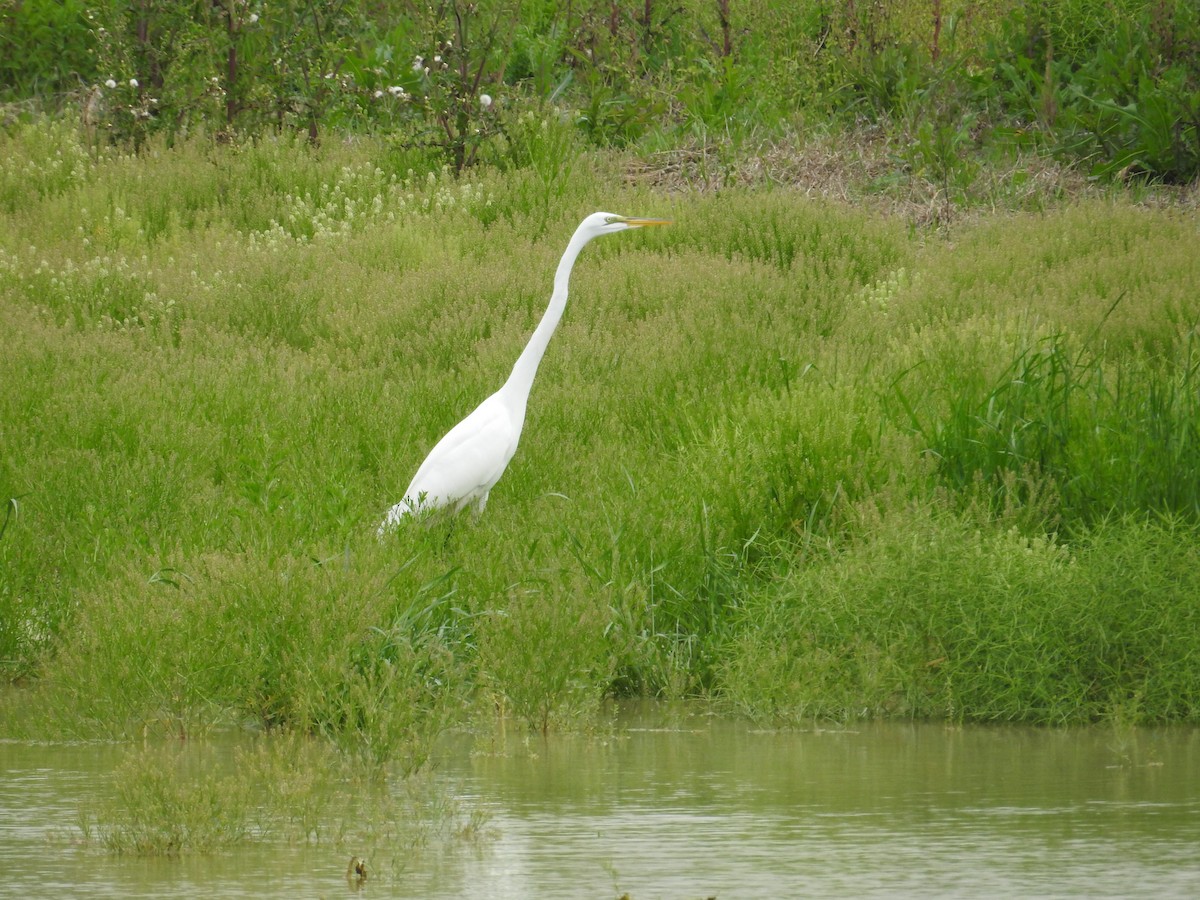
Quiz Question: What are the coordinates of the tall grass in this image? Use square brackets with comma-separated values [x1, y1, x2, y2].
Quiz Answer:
[2, 121, 1199, 743]
[892, 329, 1200, 527]
[720, 510, 1200, 724]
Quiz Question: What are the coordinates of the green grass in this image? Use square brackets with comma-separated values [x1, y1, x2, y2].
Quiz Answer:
[719, 509, 1200, 724]
[2, 120, 1199, 748]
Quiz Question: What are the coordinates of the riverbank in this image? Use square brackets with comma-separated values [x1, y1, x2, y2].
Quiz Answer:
[2, 121, 1199, 752]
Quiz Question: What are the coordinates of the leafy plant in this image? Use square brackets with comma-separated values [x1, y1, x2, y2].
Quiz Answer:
[0, 0, 96, 99]
[79, 0, 370, 145]
[395, 0, 518, 171]
[987, 0, 1200, 182]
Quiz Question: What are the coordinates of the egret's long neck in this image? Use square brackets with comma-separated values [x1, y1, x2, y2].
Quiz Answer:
[501, 228, 591, 413]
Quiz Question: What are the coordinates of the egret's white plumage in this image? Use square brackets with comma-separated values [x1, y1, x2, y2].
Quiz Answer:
[379, 212, 669, 533]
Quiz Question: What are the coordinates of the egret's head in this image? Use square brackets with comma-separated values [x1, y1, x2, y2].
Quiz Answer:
[581, 211, 672, 238]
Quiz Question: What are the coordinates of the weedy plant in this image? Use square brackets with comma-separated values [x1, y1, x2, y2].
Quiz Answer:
[76, 732, 490, 863]
[474, 564, 615, 734]
[80, 744, 255, 855]
[6, 1, 1200, 184]
[398, 0, 517, 171]
[719, 507, 1200, 724]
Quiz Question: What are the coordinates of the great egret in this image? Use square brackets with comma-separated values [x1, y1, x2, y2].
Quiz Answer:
[379, 212, 670, 533]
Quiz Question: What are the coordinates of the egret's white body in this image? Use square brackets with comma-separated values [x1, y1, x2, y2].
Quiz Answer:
[379, 212, 669, 533]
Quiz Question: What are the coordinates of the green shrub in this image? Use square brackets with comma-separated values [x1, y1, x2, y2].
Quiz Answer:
[988, 0, 1200, 182]
[0, 0, 96, 99]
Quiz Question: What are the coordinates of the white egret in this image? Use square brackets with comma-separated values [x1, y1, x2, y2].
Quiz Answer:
[379, 212, 670, 533]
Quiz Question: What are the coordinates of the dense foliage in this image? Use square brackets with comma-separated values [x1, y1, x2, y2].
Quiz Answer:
[3, 0, 1199, 183]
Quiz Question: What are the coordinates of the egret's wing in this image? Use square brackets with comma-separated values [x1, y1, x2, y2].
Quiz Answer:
[402, 393, 519, 511]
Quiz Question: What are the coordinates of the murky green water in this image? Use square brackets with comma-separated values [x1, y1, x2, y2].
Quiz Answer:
[3, 705, 1199, 898]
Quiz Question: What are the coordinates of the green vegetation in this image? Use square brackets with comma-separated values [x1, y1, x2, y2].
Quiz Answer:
[3, 1, 1199, 185]
[74, 733, 488, 865]
[2, 5, 1200, 799]
[5, 5, 1196, 872]
[1, 116, 1197, 753]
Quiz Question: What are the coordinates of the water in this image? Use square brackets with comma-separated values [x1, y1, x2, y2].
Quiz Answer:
[3, 704, 1199, 898]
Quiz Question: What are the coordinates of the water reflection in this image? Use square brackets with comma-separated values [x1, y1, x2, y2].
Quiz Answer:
[447, 707, 1200, 898]
[3, 704, 1199, 898]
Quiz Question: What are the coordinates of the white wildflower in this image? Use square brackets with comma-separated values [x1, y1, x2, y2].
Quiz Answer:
[129, 78, 138, 88]
[104, 78, 116, 89]
[412, 56, 424, 72]
[388, 85, 405, 98]
[479, 93, 493, 109]
[248, 12, 259, 24]
[374, 90, 384, 99]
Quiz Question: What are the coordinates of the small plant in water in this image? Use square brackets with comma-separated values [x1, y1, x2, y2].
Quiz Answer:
[81, 746, 252, 855]
[74, 732, 492, 877]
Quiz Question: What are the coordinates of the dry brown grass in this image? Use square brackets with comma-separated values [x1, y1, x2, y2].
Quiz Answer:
[624, 125, 1196, 230]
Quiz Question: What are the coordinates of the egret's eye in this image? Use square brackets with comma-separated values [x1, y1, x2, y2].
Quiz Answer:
[604, 215, 624, 225]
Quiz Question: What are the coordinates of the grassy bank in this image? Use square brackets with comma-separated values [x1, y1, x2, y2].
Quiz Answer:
[2, 119, 1199, 758]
